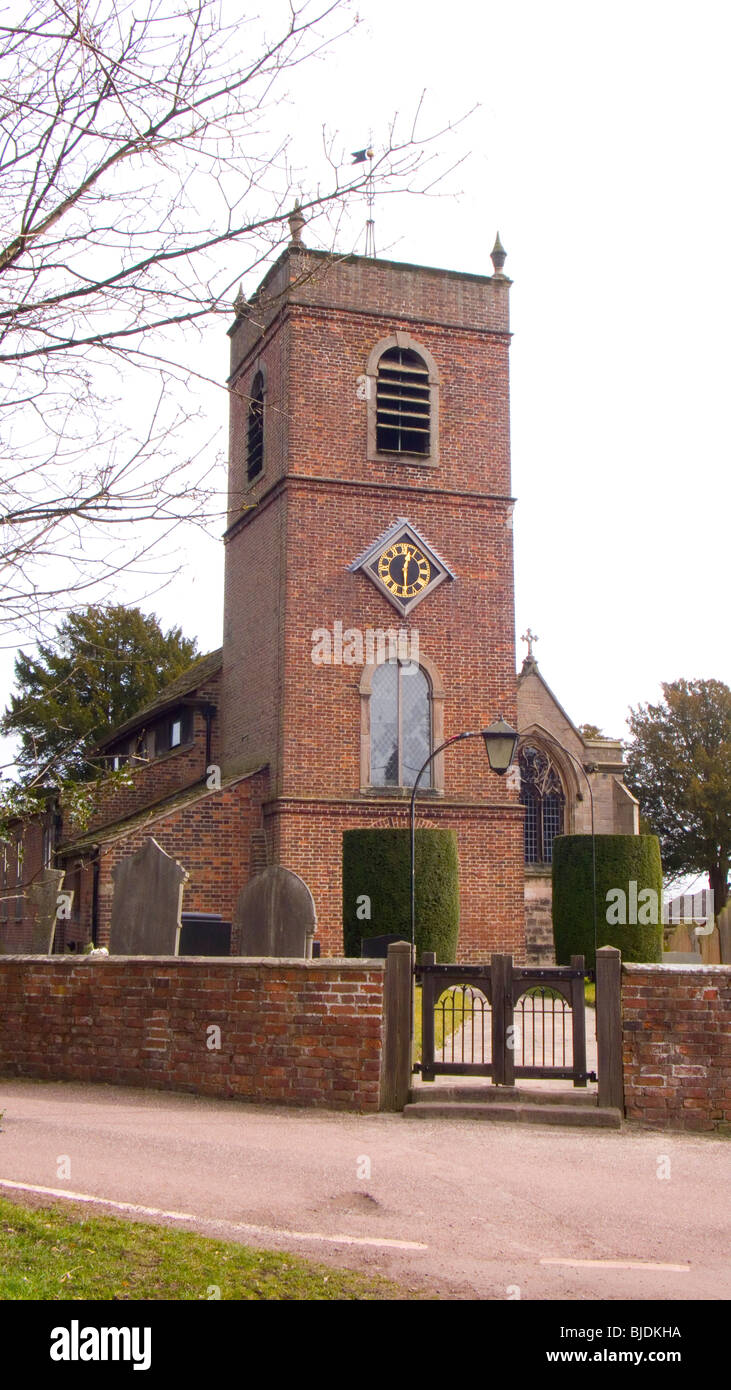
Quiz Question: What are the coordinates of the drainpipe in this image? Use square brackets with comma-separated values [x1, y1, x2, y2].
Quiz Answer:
[203, 704, 216, 776]
[91, 853, 100, 947]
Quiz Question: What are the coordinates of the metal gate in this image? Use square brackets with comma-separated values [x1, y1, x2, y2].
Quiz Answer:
[415, 951, 596, 1086]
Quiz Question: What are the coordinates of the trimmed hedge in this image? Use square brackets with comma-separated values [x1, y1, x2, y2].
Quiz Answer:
[552, 834, 663, 968]
[342, 828, 459, 961]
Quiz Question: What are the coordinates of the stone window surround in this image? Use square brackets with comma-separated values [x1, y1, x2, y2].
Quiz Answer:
[359, 653, 445, 794]
[365, 332, 440, 466]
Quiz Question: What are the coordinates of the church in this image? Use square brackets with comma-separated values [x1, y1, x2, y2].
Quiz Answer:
[0, 214, 637, 962]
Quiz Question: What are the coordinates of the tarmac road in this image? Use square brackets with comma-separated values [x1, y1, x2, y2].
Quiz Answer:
[0, 1077, 728, 1301]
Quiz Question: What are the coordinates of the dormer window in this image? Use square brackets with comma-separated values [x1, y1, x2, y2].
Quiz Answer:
[366, 334, 440, 464]
[155, 708, 193, 755]
[247, 371, 264, 482]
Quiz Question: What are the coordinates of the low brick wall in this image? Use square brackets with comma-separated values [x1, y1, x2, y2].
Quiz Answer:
[622, 963, 731, 1132]
[0, 956, 385, 1113]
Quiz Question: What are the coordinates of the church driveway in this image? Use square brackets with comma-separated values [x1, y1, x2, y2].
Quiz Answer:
[0, 1078, 728, 1301]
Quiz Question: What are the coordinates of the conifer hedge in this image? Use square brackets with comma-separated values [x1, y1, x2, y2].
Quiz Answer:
[552, 833, 663, 967]
[342, 828, 459, 960]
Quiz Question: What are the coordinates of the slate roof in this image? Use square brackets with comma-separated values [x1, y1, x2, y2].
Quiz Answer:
[59, 761, 265, 854]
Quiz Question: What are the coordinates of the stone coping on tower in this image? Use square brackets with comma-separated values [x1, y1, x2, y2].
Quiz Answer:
[229, 244, 511, 375]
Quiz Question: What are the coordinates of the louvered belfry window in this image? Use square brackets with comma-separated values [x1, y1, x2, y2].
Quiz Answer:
[376, 347, 430, 455]
[247, 371, 264, 481]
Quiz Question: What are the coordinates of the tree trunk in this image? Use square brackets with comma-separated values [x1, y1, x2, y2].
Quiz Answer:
[709, 860, 729, 912]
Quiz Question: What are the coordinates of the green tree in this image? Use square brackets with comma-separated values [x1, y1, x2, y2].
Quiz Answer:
[624, 679, 730, 910]
[578, 723, 604, 740]
[1, 605, 198, 783]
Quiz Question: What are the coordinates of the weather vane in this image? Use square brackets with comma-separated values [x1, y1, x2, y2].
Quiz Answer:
[351, 141, 375, 257]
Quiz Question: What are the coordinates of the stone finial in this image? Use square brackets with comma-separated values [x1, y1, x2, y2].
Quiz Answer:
[232, 282, 246, 316]
[288, 200, 306, 245]
[491, 231, 507, 276]
[521, 628, 538, 659]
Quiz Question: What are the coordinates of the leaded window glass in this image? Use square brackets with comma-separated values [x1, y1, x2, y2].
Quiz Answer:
[370, 662, 431, 788]
[519, 744, 565, 864]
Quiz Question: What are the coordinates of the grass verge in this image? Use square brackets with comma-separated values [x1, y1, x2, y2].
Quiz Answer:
[0, 1196, 420, 1301]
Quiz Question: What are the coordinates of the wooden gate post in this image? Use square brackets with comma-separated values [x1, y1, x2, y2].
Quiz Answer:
[491, 953, 514, 1085]
[570, 954, 588, 1088]
[596, 945, 623, 1111]
[420, 950, 436, 1084]
[380, 941, 414, 1110]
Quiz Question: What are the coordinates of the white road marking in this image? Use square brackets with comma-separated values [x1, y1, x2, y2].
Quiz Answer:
[541, 1257, 690, 1272]
[0, 1178, 193, 1222]
[0, 1177, 427, 1251]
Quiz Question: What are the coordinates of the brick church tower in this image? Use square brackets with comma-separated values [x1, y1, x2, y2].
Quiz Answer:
[221, 214, 524, 960]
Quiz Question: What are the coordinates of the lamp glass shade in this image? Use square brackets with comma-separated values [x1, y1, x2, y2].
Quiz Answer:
[481, 718, 518, 775]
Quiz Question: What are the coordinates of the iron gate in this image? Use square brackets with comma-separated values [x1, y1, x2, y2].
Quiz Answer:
[415, 951, 596, 1086]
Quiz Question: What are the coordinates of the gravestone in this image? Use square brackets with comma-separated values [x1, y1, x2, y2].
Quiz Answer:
[234, 866, 316, 958]
[109, 838, 188, 955]
[179, 913, 231, 957]
[361, 933, 406, 958]
[27, 868, 66, 954]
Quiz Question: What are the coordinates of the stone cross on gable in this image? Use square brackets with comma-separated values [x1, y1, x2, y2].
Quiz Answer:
[521, 628, 539, 659]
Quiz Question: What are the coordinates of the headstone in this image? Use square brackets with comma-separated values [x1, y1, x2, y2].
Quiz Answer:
[179, 914, 231, 957]
[234, 866, 316, 957]
[361, 933, 406, 958]
[109, 838, 188, 955]
[27, 868, 66, 953]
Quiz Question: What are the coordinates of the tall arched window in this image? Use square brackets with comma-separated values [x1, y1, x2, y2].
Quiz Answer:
[247, 371, 264, 481]
[519, 744, 565, 864]
[370, 662, 432, 788]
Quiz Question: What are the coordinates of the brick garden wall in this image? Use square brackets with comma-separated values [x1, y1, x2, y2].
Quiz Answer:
[622, 963, 731, 1132]
[0, 956, 385, 1113]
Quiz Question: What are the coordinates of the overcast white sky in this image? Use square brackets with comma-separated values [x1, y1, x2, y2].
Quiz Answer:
[3, 0, 730, 766]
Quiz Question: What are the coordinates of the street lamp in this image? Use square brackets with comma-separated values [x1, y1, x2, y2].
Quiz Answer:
[481, 716, 521, 775]
[409, 718, 518, 953]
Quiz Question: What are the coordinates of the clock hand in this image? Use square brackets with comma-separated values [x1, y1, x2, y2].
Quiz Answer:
[402, 553, 410, 588]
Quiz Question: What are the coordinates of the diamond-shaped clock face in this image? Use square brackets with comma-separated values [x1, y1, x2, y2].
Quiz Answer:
[347, 519, 453, 616]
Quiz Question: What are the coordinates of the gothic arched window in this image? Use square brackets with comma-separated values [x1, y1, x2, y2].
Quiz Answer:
[246, 371, 264, 481]
[519, 743, 565, 864]
[370, 662, 432, 788]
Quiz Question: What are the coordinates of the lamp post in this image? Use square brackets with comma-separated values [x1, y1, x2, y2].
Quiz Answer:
[409, 718, 519, 954]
